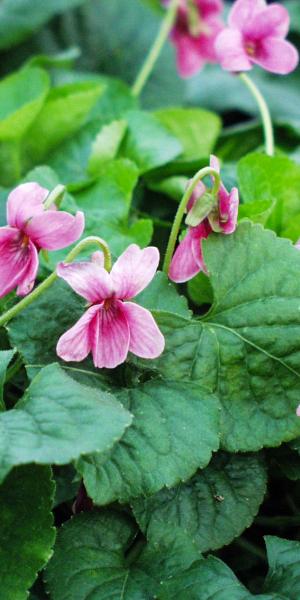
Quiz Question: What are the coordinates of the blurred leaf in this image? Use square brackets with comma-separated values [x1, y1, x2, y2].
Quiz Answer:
[238, 199, 275, 225]
[74, 158, 153, 256]
[120, 110, 182, 174]
[237, 153, 300, 238]
[87, 119, 127, 176]
[147, 175, 188, 201]
[0, 66, 49, 185]
[0, 0, 87, 50]
[186, 65, 300, 122]
[22, 80, 104, 166]
[155, 107, 221, 161]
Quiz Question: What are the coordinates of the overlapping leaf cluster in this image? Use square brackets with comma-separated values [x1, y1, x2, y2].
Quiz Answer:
[0, 1, 300, 599]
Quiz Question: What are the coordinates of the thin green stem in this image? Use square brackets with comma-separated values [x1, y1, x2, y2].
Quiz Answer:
[44, 184, 66, 210]
[65, 236, 112, 272]
[132, 0, 179, 97]
[162, 167, 221, 275]
[0, 236, 112, 328]
[239, 73, 274, 156]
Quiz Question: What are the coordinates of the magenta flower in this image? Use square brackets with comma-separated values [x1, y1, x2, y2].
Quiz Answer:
[215, 0, 299, 75]
[56, 244, 165, 369]
[169, 155, 239, 283]
[0, 182, 84, 298]
[163, 0, 224, 78]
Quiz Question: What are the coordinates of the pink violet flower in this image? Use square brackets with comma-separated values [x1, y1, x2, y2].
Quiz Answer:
[0, 182, 84, 298]
[163, 0, 224, 77]
[169, 155, 239, 283]
[297, 405, 300, 417]
[56, 244, 165, 369]
[215, 0, 299, 75]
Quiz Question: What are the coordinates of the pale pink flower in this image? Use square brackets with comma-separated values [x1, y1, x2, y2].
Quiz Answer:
[297, 405, 300, 417]
[295, 240, 300, 250]
[215, 0, 299, 75]
[169, 155, 239, 283]
[163, 0, 224, 77]
[56, 245, 165, 369]
[0, 182, 84, 298]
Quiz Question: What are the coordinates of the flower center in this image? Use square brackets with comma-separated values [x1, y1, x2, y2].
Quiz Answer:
[245, 41, 256, 57]
[21, 234, 30, 249]
[104, 298, 113, 311]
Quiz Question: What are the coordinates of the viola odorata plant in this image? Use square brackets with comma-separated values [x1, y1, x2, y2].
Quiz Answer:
[56, 244, 165, 368]
[0, 182, 84, 298]
[167, 155, 239, 282]
[1, 1, 300, 597]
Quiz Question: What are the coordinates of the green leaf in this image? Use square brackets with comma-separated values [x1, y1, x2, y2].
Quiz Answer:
[0, 67, 49, 140]
[150, 222, 300, 451]
[0, 465, 55, 600]
[0, 349, 15, 410]
[0, 0, 86, 49]
[120, 110, 182, 173]
[45, 510, 199, 600]
[74, 158, 153, 255]
[77, 380, 220, 504]
[146, 175, 188, 202]
[238, 199, 275, 226]
[87, 119, 127, 175]
[44, 510, 154, 600]
[132, 452, 267, 554]
[155, 107, 221, 161]
[135, 271, 191, 317]
[187, 272, 213, 306]
[159, 555, 281, 600]
[22, 81, 104, 166]
[0, 363, 132, 482]
[237, 153, 300, 238]
[263, 536, 300, 599]
[0, 66, 49, 185]
[89, 76, 139, 122]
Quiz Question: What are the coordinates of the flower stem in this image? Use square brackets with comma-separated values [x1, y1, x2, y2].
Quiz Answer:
[131, 0, 179, 97]
[65, 236, 112, 272]
[239, 73, 274, 157]
[162, 166, 221, 275]
[0, 237, 112, 328]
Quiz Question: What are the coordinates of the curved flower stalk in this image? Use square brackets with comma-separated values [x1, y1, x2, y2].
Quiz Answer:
[0, 182, 84, 298]
[56, 244, 165, 369]
[215, 0, 299, 75]
[169, 155, 239, 283]
[163, 0, 224, 77]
